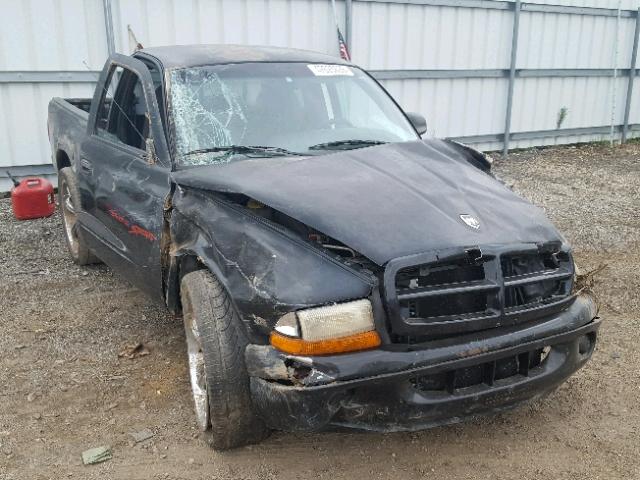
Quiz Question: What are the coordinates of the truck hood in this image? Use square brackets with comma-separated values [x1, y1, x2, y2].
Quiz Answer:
[171, 139, 563, 265]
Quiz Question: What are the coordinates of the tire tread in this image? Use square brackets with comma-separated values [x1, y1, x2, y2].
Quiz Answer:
[181, 270, 269, 450]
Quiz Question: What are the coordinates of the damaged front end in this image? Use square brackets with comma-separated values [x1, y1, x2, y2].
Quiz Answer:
[165, 139, 600, 433]
[164, 182, 600, 433]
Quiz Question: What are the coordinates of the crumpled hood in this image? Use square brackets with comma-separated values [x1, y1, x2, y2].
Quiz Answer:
[171, 139, 563, 265]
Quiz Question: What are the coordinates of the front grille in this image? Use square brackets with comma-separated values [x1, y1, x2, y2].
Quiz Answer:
[410, 346, 550, 394]
[383, 243, 574, 338]
[501, 250, 572, 310]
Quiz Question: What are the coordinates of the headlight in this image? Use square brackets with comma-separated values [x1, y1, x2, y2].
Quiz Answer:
[270, 299, 381, 355]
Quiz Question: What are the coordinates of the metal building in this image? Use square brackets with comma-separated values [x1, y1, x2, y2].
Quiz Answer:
[1, 0, 639, 192]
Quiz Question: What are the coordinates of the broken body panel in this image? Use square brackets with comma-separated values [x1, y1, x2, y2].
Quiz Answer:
[47, 44, 599, 434]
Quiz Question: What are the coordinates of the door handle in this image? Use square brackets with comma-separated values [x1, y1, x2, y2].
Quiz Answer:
[80, 158, 93, 174]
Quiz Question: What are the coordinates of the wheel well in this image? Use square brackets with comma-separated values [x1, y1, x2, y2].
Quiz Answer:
[179, 255, 203, 283]
[167, 254, 205, 314]
[56, 150, 71, 170]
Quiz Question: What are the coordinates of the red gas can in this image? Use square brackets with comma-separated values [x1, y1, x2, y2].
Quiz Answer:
[10, 176, 56, 220]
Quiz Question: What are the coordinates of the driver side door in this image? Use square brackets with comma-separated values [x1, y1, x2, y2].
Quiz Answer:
[77, 55, 171, 303]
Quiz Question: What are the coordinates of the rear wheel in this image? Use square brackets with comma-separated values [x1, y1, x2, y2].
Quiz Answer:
[180, 270, 269, 450]
[58, 167, 100, 265]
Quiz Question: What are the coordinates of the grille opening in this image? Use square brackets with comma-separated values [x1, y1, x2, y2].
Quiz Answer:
[396, 260, 484, 291]
[402, 291, 489, 319]
[389, 246, 574, 341]
[501, 250, 570, 278]
[504, 279, 569, 309]
[411, 347, 548, 394]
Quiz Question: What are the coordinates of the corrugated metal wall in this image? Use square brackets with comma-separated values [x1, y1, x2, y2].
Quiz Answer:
[1, 0, 639, 191]
[356, 2, 514, 150]
[353, 0, 640, 151]
[0, 0, 106, 191]
[111, 0, 345, 53]
[511, 2, 640, 149]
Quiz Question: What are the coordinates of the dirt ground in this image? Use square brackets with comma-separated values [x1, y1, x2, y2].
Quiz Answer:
[0, 142, 639, 480]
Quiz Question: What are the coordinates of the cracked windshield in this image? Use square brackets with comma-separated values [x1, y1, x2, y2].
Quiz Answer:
[169, 62, 417, 166]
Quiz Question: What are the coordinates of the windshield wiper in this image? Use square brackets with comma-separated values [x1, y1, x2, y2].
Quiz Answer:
[181, 145, 305, 158]
[308, 139, 387, 151]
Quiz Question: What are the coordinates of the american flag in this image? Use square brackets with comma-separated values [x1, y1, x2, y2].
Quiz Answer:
[337, 27, 351, 61]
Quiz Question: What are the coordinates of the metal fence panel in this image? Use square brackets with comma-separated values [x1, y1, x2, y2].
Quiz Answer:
[524, 0, 640, 9]
[352, 1, 514, 69]
[517, 10, 638, 69]
[111, 0, 345, 55]
[352, 0, 640, 151]
[633, 77, 640, 124]
[511, 75, 630, 131]
[0, 0, 107, 71]
[379, 77, 509, 141]
[0, 81, 96, 191]
[0, 0, 106, 191]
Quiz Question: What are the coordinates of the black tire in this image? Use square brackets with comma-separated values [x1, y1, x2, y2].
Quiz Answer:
[180, 270, 269, 450]
[58, 167, 100, 265]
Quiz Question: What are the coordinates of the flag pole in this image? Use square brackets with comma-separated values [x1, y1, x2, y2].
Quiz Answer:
[330, 0, 351, 61]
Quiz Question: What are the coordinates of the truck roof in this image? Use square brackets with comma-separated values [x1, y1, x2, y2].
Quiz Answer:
[139, 44, 350, 69]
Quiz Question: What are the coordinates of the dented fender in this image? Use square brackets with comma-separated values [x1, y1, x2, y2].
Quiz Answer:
[166, 186, 376, 340]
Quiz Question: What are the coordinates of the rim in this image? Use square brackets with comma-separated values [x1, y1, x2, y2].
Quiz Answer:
[183, 297, 210, 431]
[60, 181, 79, 257]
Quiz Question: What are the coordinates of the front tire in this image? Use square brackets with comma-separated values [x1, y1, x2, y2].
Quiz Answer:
[58, 167, 100, 265]
[180, 270, 269, 450]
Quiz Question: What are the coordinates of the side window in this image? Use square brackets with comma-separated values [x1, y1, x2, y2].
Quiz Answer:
[96, 65, 149, 151]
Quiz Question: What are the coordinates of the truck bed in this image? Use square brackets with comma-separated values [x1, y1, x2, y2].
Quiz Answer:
[47, 97, 92, 171]
[64, 98, 93, 114]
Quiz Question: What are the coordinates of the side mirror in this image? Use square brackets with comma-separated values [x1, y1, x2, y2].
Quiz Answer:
[145, 138, 158, 165]
[406, 112, 427, 136]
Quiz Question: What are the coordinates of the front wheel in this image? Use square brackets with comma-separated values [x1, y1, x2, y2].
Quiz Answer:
[180, 270, 269, 450]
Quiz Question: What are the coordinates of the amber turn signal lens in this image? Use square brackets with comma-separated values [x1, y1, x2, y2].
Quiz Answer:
[270, 330, 381, 356]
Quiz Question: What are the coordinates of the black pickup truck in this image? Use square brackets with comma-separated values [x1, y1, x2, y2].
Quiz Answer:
[48, 44, 599, 450]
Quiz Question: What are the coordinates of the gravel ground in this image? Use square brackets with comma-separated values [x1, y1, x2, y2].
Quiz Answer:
[0, 142, 638, 479]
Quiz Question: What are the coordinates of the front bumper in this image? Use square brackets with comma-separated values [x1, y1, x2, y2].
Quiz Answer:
[246, 294, 599, 432]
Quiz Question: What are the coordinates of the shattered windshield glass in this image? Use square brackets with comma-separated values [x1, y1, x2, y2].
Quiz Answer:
[169, 63, 418, 166]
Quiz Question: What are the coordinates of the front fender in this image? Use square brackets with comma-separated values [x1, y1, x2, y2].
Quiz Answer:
[168, 187, 376, 341]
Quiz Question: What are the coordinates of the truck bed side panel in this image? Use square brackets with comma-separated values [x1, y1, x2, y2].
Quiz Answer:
[47, 97, 90, 171]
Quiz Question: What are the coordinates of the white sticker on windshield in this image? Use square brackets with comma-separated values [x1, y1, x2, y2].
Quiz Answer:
[307, 64, 353, 76]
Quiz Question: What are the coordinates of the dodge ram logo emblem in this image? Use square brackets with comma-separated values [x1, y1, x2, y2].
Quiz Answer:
[460, 214, 480, 230]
